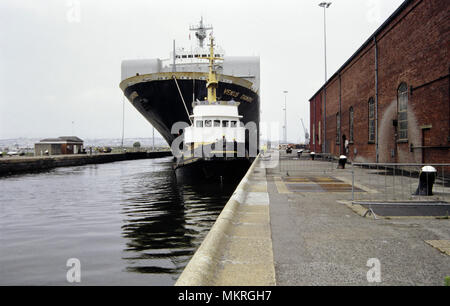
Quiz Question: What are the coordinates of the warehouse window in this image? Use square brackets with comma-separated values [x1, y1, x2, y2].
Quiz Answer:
[349, 107, 354, 143]
[368, 98, 375, 143]
[336, 112, 340, 145]
[397, 83, 408, 141]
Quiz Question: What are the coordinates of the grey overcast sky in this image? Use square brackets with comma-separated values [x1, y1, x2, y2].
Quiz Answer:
[0, 0, 404, 142]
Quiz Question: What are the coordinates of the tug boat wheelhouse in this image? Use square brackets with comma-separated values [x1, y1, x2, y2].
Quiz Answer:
[174, 36, 251, 181]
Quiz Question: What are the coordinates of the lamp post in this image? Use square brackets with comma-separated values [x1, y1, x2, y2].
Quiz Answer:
[283, 90, 288, 144]
[319, 2, 331, 153]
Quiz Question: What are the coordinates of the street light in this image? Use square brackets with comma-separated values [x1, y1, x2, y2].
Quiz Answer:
[319, 2, 331, 81]
[283, 91, 288, 144]
[319, 2, 331, 153]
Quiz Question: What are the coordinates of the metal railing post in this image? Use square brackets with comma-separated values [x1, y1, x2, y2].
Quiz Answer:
[393, 165, 396, 200]
[384, 165, 387, 202]
[352, 162, 354, 201]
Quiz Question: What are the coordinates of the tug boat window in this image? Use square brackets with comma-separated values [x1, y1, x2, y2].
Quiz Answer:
[205, 120, 212, 127]
[196, 120, 203, 127]
[231, 121, 237, 128]
[222, 120, 229, 127]
[214, 120, 221, 127]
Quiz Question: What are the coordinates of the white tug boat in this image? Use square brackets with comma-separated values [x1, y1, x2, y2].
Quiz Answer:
[174, 36, 251, 181]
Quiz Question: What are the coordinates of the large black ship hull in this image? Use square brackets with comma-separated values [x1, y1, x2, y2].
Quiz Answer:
[120, 72, 260, 154]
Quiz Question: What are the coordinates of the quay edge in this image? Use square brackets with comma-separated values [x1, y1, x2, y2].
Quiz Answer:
[175, 154, 276, 286]
[0, 151, 172, 176]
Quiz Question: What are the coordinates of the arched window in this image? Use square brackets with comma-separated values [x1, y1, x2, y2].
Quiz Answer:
[336, 112, 340, 145]
[397, 83, 408, 141]
[349, 107, 354, 143]
[368, 98, 375, 143]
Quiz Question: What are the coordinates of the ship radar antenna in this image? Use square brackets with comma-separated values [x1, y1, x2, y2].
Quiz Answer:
[189, 17, 213, 48]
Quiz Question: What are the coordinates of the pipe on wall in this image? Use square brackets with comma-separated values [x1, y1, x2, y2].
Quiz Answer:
[374, 36, 379, 163]
[323, 87, 327, 153]
[339, 73, 342, 155]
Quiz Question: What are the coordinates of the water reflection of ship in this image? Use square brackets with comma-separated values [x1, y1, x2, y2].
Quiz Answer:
[120, 158, 237, 278]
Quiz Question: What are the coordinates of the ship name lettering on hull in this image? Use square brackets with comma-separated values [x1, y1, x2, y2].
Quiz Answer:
[240, 95, 253, 103]
[223, 88, 240, 98]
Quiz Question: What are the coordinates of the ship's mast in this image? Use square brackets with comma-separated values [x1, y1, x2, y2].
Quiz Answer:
[204, 36, 222, 103]
[189, 17, 213, 48]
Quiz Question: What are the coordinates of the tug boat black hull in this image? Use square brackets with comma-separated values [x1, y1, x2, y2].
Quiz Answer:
[174, 157, 251, 183]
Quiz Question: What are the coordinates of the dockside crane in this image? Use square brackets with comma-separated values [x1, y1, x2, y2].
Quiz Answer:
[300, 118, 310, 144]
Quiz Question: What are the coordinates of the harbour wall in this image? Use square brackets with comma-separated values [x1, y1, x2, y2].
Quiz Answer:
[0, 151, 172, 176]
[175, 155, 276, 286]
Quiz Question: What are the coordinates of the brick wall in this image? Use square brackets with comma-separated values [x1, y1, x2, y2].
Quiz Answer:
[309, 0, 450, 164]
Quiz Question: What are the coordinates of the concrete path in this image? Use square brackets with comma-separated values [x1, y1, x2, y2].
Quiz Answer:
[176, 152, 449, 286]
[267, 152, 450, 285]
[213, 161, 275, 285]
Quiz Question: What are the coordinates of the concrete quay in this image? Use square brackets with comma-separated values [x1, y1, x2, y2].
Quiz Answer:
[177, 150, 450, 286]
[0, 151, 172, 176]
[176, 156, 276, 286]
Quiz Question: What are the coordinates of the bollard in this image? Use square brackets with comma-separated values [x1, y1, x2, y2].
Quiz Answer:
[338, 155, 347, 169]
[297, 150, 303, 158]
[310, 152, 315, 160]
[414, 166, 437, 196]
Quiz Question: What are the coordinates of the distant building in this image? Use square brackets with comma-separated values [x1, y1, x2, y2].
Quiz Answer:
[35, 136, 84, 156]
[309, 0, 449, 164]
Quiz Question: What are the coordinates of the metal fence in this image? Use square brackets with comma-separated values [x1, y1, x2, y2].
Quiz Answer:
[277, 150, 338, 174]
[351, 163, 450, 203]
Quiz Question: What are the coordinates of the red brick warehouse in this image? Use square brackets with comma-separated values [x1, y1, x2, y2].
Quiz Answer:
[309, 0, 449, 164]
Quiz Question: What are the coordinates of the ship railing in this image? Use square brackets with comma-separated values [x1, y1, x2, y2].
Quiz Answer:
[182, 141, 243, 160]
[193, 100, 240, 106]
